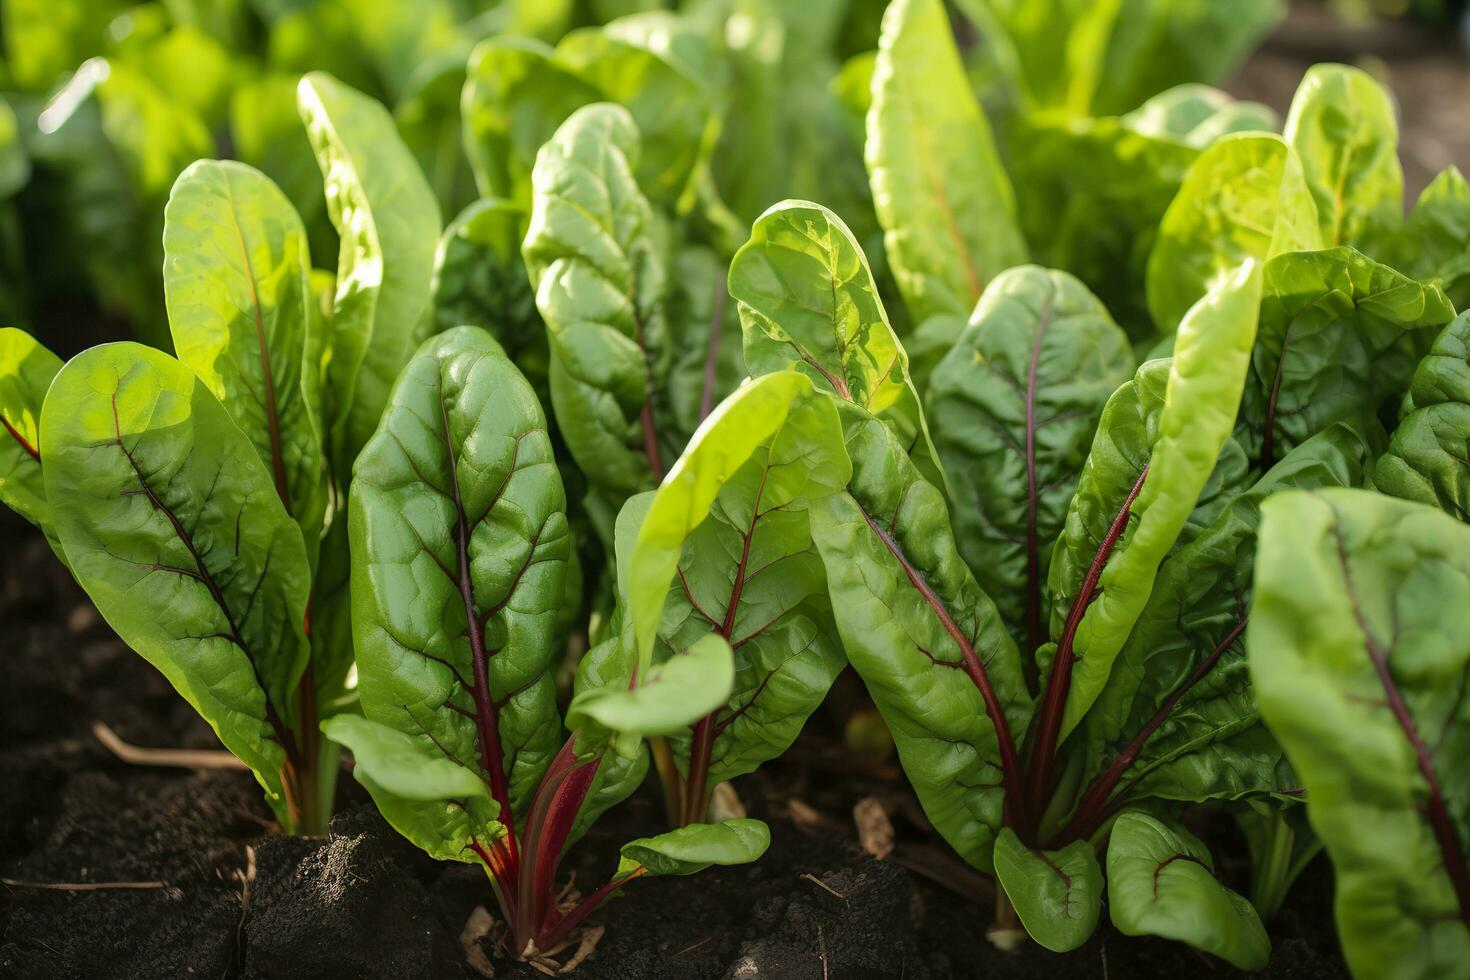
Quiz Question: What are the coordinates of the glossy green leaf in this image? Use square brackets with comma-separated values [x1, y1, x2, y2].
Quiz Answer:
[567, 633, 734, 739]
[810, 401, 1032, 872]
[927, 267, 1135, 653]
[1241, 246, 1453, 466]
[163, 160, 326, 564]
[1383, 166, 1470, 310]
[1249, 489, 1470, 978]
[0, 327, 63, 556]
[428, 198, 547, 389]
[1107, 810, 1270, 970]
[1146, 133, 1319, 333]
[866, 0, 1026, 323]
[323, 713, 503, 864]
[1375, 311, 1470, 521]
[1283, 63, 1402, 248]
[614, 818, 770, 882]
[523, 103, 674, 506]
[1051, 262, 1263, 740]
[350, 327, 569, 821]
[729, 199, 944, 489]
[555, 28, 714, 213]
[297, 71, 442, 476]
[1082, 424, 1369, 804]
[626, 370, 849, 793]
[462, 37, 600, 207]
[41, 342, 311, 828]
[993, 828, 1102, 952]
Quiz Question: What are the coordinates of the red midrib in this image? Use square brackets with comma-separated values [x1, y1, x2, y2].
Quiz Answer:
[2, 414, 39, 462]
[1331, 518, 1470, 929]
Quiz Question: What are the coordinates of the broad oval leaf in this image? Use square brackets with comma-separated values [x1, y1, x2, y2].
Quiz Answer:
[1383, 166, 1470, 310]
[297, 71, 442, 475]
[323, 713, 502, 864]
[1146, 133, 1319, 333]
[729, 199, 945, 490]
[993, 827, 1103, 953]
[350, 326, 569, 823]
[1376, 312, 1470, 521]
[1283, 63, 1402, 248]
[41, 342, 311, 827]
[566, 633, 734, 739]
[1107, 810, 1270, 970]
[522, 102, 673, 506]
[0, 327, 64, 557]
[866, 0, 1026, 323]
[1248, 489, 1470, 979]
[810, 401, 1032, 872]
[163, 159, 326, 562]
[614, 817, 770, 881]
[928, 266, 1135, 654]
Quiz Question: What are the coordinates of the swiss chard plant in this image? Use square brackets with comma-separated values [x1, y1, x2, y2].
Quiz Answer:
[323, 326, 770, 960]
[0, 70, 443, 835]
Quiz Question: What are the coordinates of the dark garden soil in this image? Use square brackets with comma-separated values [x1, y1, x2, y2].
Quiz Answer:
[0, 510, 1348, 980]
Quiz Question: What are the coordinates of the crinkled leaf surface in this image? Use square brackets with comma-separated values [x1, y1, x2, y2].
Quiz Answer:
[298, 71, 442, 475]
[1382, 166, 1470, 310]
[866, 0, 1026, 323]
[1049, 263, 1263, 741]
[614, 818, 770, 882]
[41, 342, 311, 827]
[810, 401, 1031, 872]
[1240, 246, 1453, 466]
[350, 327, 569, 826]
[1375, 312, 1470, 521]
[729, 199, 944, 489]
[1146, 133, 1319, 333]
[523, 103, 674, 505]
[1248, 488, 1470, 980]
[1284, 63, 1402, 249]
[1107, 810, 1270, 970]
[927, 266, 1134, 654]
[163, 160, 326, 562]
[0, 327, 63, 556]
[993, 828, 1102, 952]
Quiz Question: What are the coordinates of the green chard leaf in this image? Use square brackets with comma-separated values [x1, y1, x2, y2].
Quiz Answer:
[41, 342, 311, 828]
[428, 198, 547, 390]
[349, 327, 569, 841]
[1382, 166, 1470, 310]
[866, 0, 1027, 323]
[624, 371, 850, 811]
[1079, 424, 1369, 813]
[1241, 246, 1453, 467]
[1248, 489, 1470, 978]
[163, 160, 326, 566]
[523, 103, 677, 510]
[1374, 311, 1470, 522]
[1283, 63, 1402, 249]
[1107, 810, 1270, 970]
[462, 37, 600, 208]
[297, 71, 442, 476]
[809, 399, 1033, 872]
[1146, 133, 1319, 333]
[1046, 262, 1263, 745]
[0, 327, 65, 559]
[614, 818, 770, 882]
[927, 266, 1135, 655]
[993, 828, 1103, 953]
[566, 633, 735, 740]
[728, 199, 945, 491]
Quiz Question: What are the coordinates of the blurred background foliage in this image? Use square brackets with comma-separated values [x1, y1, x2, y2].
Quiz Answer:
[0, 0, 1459, 351]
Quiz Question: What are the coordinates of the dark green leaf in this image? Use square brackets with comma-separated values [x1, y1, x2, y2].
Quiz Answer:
[993, 828, 1103, 952]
